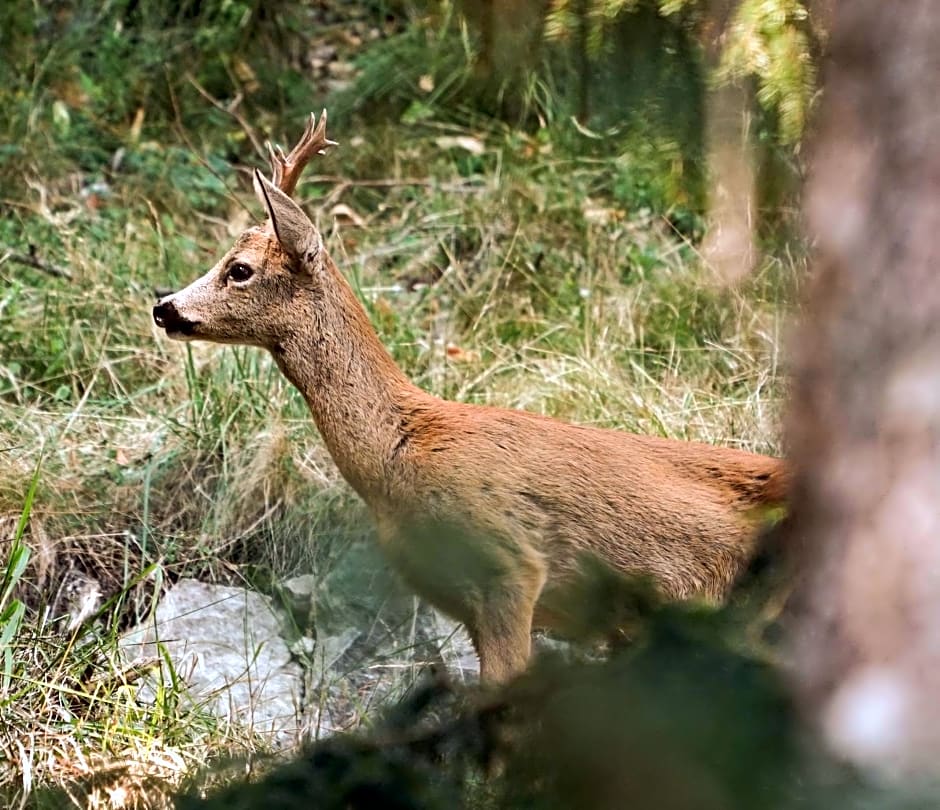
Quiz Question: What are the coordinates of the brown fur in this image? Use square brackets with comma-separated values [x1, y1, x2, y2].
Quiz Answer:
[153, 137, 788, 682]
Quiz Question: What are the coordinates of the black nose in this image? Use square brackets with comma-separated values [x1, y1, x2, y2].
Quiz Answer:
[153, 299, 179, 329]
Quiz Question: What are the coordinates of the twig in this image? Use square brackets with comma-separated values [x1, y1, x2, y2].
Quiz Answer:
[185, 73, 267, 159]
[165, 67, 248, 215]
[2, 247, 72, 280]
[295, 175, 483, 208]
[300, 175, 487, 192]
[302, 175, 435, 188]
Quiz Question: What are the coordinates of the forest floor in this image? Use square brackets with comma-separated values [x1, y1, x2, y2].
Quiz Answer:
[0, 3, 798, 806]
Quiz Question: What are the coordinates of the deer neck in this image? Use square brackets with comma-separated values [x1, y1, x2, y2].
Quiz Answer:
[270, 252, 421, 503]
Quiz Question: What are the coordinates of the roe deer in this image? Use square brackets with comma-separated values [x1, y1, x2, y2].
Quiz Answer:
[153, 111, 788, 682]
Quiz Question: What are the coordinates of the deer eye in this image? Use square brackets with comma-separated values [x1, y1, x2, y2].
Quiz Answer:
[226, 262, 254, 284]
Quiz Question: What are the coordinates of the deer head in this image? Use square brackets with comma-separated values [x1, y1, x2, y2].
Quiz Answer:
[152, 111, 338, 348]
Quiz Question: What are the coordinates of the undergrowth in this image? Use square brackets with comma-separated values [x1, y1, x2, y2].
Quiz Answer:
[0, 1, 799, 805]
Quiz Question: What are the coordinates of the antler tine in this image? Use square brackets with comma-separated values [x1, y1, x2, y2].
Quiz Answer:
[265, 109, 338, 197]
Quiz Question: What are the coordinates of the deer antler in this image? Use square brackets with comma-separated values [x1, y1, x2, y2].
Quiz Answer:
[266, 109, 338, 197]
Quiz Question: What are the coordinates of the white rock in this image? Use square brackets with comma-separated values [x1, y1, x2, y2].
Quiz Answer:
[282, 573, 318, 600]
[121, 579, 303, 747]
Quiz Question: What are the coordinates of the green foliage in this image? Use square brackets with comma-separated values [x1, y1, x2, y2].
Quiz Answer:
[546, 0, 647, 57]
[338, 0, 814, 220]
[0, 460, 37, 693]
[718, 0, 816, 143]
[331, 3, 476, 124]
[545, 0, 817, 143]
[0, 0, 309, 203]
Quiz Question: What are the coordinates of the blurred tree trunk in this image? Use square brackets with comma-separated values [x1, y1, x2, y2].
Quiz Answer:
[700, 0, 756, 281]
[459, 0, 550, 121]
[786, 0, 940, 777]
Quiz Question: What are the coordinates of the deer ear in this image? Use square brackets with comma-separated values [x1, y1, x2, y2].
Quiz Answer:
[253, 170, 320, 266]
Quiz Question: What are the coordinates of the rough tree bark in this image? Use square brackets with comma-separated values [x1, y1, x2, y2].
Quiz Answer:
[787, 0, 940, 778]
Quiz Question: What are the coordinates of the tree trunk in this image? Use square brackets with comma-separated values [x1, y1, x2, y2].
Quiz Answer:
[459, 0, 550, 122]
[786, 0, 940, 778]
[700, 0, 756, 282]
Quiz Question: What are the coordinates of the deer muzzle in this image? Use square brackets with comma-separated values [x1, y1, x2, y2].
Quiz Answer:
[153, 297, 198, 338]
